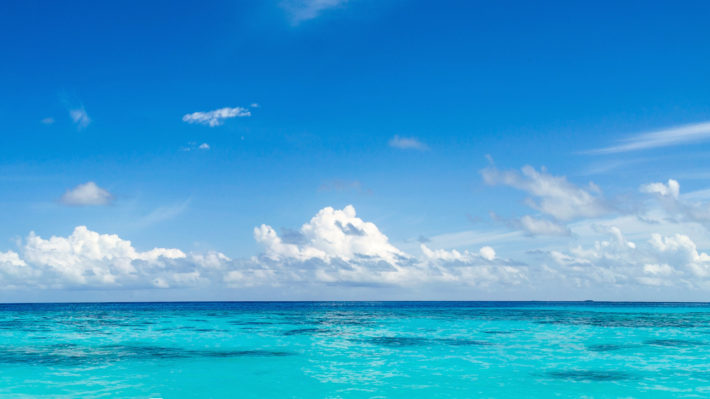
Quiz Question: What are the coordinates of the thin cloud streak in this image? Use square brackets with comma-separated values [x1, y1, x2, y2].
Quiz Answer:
[389, 135, 429, 151]
[281, 0, 347, 24]
[136, 199, 191, 228]
[182, 107, 251, 127]
[589, 121, 710, 154]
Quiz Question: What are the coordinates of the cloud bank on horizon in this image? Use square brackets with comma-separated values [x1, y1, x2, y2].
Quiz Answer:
[4, 168, 710, 300]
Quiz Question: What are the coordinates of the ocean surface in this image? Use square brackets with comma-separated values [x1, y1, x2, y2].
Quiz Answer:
[1, 302, 710, 398]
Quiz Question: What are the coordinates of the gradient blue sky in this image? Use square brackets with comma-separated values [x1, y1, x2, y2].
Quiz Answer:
[2, 0, 710, 301]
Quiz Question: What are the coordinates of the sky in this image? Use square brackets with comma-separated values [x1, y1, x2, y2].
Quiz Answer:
[2, 0, 710, 302]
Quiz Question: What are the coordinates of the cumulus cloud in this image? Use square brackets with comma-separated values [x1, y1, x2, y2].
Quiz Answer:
[250, 205, 528, 288]
[280, 0, 348, 24]
[60, 182, 113, 206]
[641, 179, 710, 224]
[479, 246, 496, 261]
[0, 227, 239, 290]
[0, 228, 170, 287]
[420, 244, 526, 286]
[5, 200, 710, 297]
[389, 135, 429, 151]
[0, 206, 517, 292]
[649, 233, 710, 278]
[482, 165, 609, 221]
[535, 225, 710, 288]
[182, 107, 251, 127]
[22, 226, 186, 287]
[641, 179, 680, 199]
[253, 205, 415, 285]
[255, 205, 406, 265]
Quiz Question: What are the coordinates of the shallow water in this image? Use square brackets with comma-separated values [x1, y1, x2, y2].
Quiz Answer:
[1, 301, 710, 398]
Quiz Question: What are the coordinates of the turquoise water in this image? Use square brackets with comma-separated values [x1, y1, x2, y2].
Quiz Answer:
[1, 302, 710, 398]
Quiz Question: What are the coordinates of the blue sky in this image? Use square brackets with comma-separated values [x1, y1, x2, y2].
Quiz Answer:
[2, 0, 710, 301]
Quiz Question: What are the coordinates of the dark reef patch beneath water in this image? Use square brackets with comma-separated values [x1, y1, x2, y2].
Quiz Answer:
[0, 344, 293, 366]
[644, 339, 706, 347]
[282, 327, 331, 336]
[586, 343, 635, 352]
[543, 370, 635, 382]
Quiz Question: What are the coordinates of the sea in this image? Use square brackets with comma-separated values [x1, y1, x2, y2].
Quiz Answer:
[0, 301, 708, 398]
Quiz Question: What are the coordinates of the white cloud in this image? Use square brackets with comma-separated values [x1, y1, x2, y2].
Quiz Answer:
[388, 135, 429, 151]
[180, 142, 211, 152]
[69, 107, 91, 130]
[641, 179, 710, 224]
[420, 245, 477, 263]
[254, 205, 407, 264]
[252, 205, 526, 287]
[0, 207, 422, 291]
[0, 251, 36, 286]
[182, 107, 251, 127]
[519, 215, 571, 236]
[6, 197, 710, 297]
[41, 117, 55, 125]
[0, 251, 25, 267]
[280, 0, 347, 24]
[60, 182, 113, 206]
[641, 179, 680, 199]
[191, 251, 231, 270]
[0, 226, 239, 290]
[420, 244, 526, 286]
[21, 226, 186, 287]
[479, 246, 496, 261]
[590, 121, 710, 154]
[648, 233, 710, 278]
[482, 165, 609, 221]
[536, 225, 710, 288]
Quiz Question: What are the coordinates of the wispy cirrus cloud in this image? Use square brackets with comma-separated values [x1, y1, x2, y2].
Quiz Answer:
[182, 107, 251, 127]
[280, 0, 348, 24]
[136, 199, 191, 228]
[69, 107, 91, 130]
[519, 215, 571, 236]
[481, 165, 610, 221]
[589, 121, 710, 154]
[389, 135, 429, 151]
[59, 93, 91, 130]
